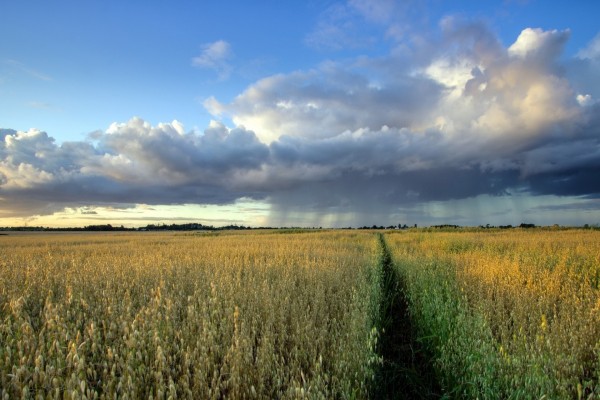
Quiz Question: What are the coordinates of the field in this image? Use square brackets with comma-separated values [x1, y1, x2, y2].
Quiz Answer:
[387, 229, 600, 399]
[1, 229, 599, 399]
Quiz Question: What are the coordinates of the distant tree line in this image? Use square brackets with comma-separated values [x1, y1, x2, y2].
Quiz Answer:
[0, 223, 248, 232]
[1, 222, 599, 232]
[357, 224, 417, 230]
[479, 223, 536, 229]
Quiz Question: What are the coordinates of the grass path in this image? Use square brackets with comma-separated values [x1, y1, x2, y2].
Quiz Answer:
[372, 234, 442, 399]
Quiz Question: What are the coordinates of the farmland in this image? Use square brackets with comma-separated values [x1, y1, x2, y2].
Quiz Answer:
[1, 229, 599, 398]
[387, 229, 600, 399]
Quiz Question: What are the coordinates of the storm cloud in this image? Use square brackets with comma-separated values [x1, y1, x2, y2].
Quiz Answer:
[2, 21, 600, 225]
[0, 120, 270, 216]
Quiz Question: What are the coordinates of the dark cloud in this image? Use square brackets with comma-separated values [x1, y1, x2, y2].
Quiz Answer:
[0, 119, 270, 217]
[527, 167, 600, 198]
[531, 199, 600, 212]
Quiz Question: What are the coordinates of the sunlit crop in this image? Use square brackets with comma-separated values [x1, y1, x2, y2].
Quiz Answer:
[0, 231, 380, 399]
[387, 229, 600, 399]
[3, 228, 598, 398]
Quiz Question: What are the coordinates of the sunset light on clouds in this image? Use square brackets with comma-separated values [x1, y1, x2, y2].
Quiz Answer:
[1, 0, 600, 227]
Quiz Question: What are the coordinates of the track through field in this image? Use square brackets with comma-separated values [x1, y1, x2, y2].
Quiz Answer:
[372, 234, 441, 399]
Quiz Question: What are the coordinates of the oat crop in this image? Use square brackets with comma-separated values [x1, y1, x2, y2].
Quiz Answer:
[0, 231, 380, 399]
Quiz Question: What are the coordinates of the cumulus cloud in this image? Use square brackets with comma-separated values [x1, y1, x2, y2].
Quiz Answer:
[0, 119, 269, 217]
[2, 21, 600, 226]
[209, 22, 582, 153]
[204, 22, 599, 224]
[508, 28, 570, 63]
[205, 66, 442, 143]
[576, 94, 594, 107]
[192, 40, 233, 79]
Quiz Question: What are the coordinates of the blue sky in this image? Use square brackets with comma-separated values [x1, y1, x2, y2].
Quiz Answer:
[1, 0, 600, 227]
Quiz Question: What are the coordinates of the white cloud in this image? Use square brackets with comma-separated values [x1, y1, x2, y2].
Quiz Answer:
[203, 96, 226, 117]
[508, 28, 570, 63]
[209, 24, 581, 152]
[4, 59, 53, 81]
[27, 101, 54, 110]
[192, 40, 233, 79]
[0, 161, 55, 189]
[576, 94, 595, 107]
[568, 34, 600, 104]
[306, 0, 429, 50]
[348, 0, 395, 24]
[206, 66, 441, 143]
[577, 33, 600, 60]
[424, 58, 476, 98]
[305, 3, 373, 51]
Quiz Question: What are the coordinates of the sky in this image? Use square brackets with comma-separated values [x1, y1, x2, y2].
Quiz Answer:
[1, 0, 600, 228]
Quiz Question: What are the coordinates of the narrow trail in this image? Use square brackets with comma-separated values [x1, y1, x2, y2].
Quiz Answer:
[372, 234, 441, 399]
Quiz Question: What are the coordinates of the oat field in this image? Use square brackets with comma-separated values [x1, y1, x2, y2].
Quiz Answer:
[387, 229, 600, 399]
[0, 231, 381, 399]
[1, 229, 599, 399]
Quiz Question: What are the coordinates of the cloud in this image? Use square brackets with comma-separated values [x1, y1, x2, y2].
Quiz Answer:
[0, 119, 269, 217]
[305, 0, 430, 50]
[205, 65, 442, 144]
[568, 33, 600, 106]
[3, 59, 53, 81]
[203, 22, 599, 224]
[576, 94, 595, 107]
[192, 40, 233, 79]
[209, 23, 582, 152]
[577, 33, 600, 60]
[305, 3, 370, 51]
[2, 22, 600, 226]
[27, 101, 55, 110]
[508, 28, 570, 64]
[349, 0, 396, 23]
[531, 199, 600, 213]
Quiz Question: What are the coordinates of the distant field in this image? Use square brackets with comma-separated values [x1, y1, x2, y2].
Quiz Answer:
[1, 229, 599, 398]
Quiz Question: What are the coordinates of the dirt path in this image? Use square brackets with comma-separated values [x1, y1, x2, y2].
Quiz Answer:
[372, 234, 442, 399]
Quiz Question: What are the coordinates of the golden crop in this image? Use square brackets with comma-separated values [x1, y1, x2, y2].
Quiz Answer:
[387, 229, 600, 398]
[0, 231, 380, 399]
[3, 228, 597, 399]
